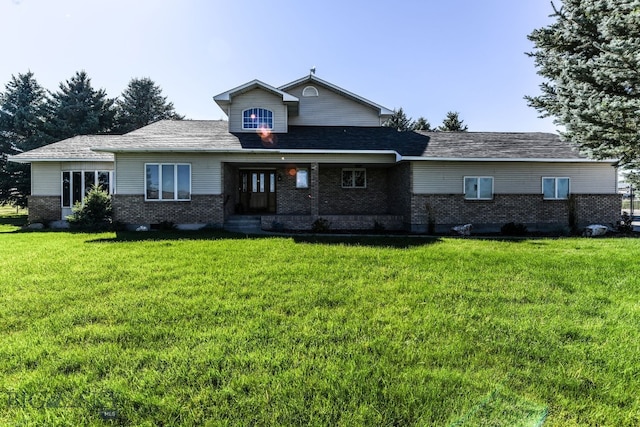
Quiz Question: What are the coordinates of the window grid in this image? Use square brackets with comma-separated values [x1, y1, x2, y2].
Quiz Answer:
[342, 168, 367, 188]
[242, 108, 273, 130]
[145, 163, 191, 201]
[61, 170, 112, 208]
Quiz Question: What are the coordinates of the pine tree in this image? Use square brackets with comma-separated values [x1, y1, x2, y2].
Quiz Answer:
[383, 107, 414, 131]
[526, 0, 640, 167]
[438, 111, 468, 132]
[0, 72, 53, 207]
[46, 71, 116, 139]
[114, 77, 183, 133]
[412, 117, 432, 131]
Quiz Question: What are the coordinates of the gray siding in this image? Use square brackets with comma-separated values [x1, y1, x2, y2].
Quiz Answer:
[286, 84, 381, 126]
[413, 161, 616, 194]
[115, 153, 221, 195]
[228, 89, 287, 133]
[32, 163, 62, 196]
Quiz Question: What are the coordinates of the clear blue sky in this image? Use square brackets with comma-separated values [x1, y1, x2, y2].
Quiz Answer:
[1, 0, 558, 132]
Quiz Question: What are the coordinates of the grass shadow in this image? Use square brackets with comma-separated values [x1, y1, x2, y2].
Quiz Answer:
[83, 229, 443, 248]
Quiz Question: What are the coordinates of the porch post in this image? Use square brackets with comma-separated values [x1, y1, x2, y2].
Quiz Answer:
[310, 162, 319, 218]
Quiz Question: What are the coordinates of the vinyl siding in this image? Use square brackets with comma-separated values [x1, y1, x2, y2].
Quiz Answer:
[286, 84, 381, 126]
[61, 161, 113, 171]
[115, 153, 221, 195]
[412, 161, 616, 194]
[32, 163, 62, 196]
[228, 89, 287, 133]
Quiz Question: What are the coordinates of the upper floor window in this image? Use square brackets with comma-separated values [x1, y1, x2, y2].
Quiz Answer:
[302, 86, 319, 97]
[543, 177, 570, 199]
[464, 176, 493, 200]
[243, 108, 273, 130]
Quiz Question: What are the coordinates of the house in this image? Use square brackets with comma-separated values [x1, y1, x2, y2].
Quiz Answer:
[9, 74, 620, 233]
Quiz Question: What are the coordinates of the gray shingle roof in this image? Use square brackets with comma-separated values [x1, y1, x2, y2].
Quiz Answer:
[10, 120, 606, 163]
[9, 135, 116, 162]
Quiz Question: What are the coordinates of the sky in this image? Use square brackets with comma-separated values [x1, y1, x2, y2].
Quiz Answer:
[1, 0, 559, 132]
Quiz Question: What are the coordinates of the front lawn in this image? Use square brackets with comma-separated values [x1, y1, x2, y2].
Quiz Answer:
[0, 222, 638, 425]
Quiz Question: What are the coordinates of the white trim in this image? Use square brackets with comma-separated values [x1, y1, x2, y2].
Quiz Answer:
[144, 163, 191, 201]
[302, 86, 319, 97]
[242, 107, 274, 130]
[401, 156, 617, 164]
[61, 169, 113, 208]
[464, 176, 494, 200]
[542, 176, 570, 200]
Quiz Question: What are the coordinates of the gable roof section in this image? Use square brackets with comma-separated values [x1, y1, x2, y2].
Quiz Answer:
[279, 74, 394, 119]
[89, 120, 610, 163]
[8, 135, 116, 163]
[409, 131, 607, 162]
[8, 120, 612, 164]
[213, 79, 299, 115]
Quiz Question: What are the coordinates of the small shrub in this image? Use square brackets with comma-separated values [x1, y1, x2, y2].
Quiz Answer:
[67, 185, 112, 230]
[618, 212, 633, 233]
[311, 217, 331, 233]
[501, 222, 528, 236]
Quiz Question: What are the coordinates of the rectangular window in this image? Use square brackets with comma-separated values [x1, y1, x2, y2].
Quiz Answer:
[145, 163, 191, 201]
[296, 169, 309, 188]
[542, 177, 570, 199]
[62, 170, 112, 208]
[342, 168, 366, 188]
[464, 176, 494, 200]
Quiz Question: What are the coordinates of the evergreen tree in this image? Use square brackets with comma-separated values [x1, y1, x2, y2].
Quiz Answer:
[438, 111, 468, 132]
[114, 77, 183, 133]
[526, 0, 640, 167]
[0, 72, 53, 207]
[412, 116, 432, 131]
[383, 107, 414, 131]
[46, 71, 116, 139]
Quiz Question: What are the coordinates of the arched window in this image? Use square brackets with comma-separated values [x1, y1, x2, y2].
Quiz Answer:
[302, 86, 319, 97]
[243, 108, 273, 130]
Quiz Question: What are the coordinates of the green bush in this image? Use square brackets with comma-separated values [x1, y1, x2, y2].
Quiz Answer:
[311, 217, 331, 233]
[501, 222, 528, 236]
[67, 185, 112, 230]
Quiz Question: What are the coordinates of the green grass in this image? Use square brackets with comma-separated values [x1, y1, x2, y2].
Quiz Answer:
[0, 218, 639, 425]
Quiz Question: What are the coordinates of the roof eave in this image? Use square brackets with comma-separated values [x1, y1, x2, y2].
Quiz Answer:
[401, 156, 618, 163]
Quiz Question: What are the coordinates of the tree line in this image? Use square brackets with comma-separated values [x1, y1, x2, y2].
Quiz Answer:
[0, 70, 182, 207]
[383, 108, 468, 132]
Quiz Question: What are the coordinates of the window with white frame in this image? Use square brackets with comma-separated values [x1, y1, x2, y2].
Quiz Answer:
[296, 168, 309, 188]
[542, 177, 569, 199]
[145, 164, 191, 201]
[342, 168, 366, 188]
[242, 108, 273, 130]
[464, 176, 494, 200]
[61, 170, 112, 208]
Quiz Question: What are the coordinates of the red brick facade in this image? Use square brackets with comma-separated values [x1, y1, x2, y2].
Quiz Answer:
[112, 194, 224, 227]
[28, 196, 62, 223]
[410, 193, 621, 233]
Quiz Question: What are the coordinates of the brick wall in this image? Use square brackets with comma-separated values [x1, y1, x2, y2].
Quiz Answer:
[28, 196, 61, 223]
[410, 193, 621, 232]
[387, 163, 411, 217]
[318, 167, 389, 215]
[112, 194, 224, 226]
[276, 167, 312, 215]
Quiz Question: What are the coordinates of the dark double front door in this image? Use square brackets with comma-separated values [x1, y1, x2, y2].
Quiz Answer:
[239, 170, 276, 213]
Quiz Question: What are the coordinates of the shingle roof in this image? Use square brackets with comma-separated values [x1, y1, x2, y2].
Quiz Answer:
[8, 135, 116, 162]
[10, 120, 607, 163]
